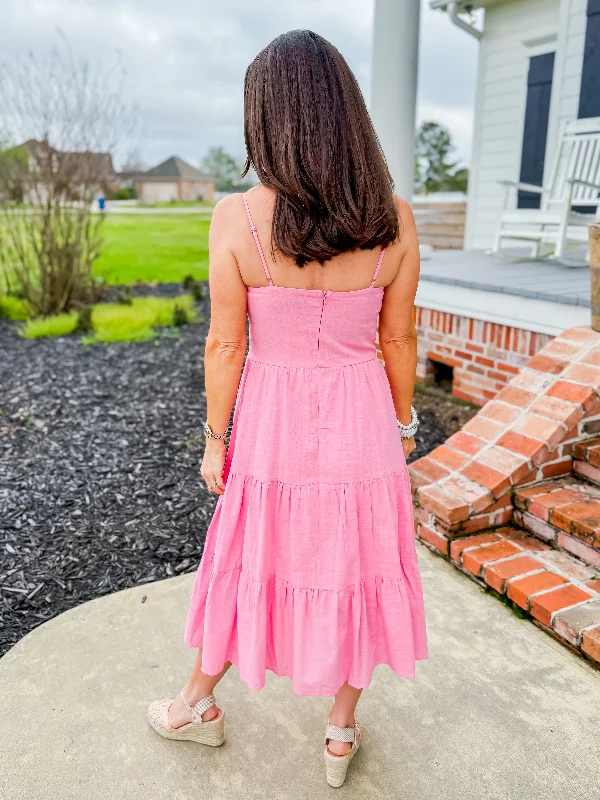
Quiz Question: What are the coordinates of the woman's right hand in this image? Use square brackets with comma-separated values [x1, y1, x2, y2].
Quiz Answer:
[402, 436, 416, 460]
[200, 439, 227, 495]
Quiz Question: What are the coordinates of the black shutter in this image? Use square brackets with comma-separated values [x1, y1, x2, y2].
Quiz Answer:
[579, 0, 600, 118]
[518, 52, 555, 209]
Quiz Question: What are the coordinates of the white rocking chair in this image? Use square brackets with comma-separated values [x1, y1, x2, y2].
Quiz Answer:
[491, 117, 600, 262]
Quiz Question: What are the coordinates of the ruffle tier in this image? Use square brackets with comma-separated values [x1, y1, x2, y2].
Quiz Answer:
[184, 470, 428, 697]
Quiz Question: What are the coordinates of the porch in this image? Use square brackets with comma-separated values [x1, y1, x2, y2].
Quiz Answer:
[413, 249, 592, 405]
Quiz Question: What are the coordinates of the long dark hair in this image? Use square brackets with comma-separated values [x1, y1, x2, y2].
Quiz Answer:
[241, 30, 400, 268]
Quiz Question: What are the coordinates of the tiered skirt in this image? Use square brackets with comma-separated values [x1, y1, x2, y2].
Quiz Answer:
[184, 357, 428, 696]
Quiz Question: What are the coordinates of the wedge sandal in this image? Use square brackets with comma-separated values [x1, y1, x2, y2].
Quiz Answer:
[147, 691, 225, 747]
[324, 719, 361, 788]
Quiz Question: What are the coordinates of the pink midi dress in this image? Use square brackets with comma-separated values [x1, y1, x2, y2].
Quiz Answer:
[184, 193, 428, 696]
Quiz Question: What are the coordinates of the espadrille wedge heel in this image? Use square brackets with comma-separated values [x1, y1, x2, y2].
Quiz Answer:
[324, 719, 361, 788]
[147, 691, 225, 746]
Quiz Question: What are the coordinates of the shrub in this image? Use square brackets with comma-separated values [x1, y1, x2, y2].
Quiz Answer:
[136, 295, 195, 327]
[14, 293, 196, 343]
[21, 313, 79, 339]
[116, 287, 133, 305]
[0, 296, 30, 320]
[85, 294, 195, 344]
[105, 186, 135, 201]
[182, 274, 205, 302]
[0, 44, 136, 316]
[76, 306, 94, 333]
[173, 304, 189, 326]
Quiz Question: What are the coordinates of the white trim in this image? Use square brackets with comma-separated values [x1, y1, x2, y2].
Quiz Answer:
[522, 32, 558, 56]
[415, 280, 589, 335]
[449, 1, 483, 38]
[544, 0, 578, 185]
[464, 32, 488, 248]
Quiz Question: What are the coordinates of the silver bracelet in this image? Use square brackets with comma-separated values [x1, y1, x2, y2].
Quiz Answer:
[397, 406, 419, 439]
[203, 421, 227, 440]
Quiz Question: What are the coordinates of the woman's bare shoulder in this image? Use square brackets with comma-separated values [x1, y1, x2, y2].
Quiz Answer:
[208, 192, 249, 244]
[392, 194, 416, 230]
[211, 192, 244, 221]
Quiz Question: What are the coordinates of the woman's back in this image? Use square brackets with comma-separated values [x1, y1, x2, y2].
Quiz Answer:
[240, 189, 390, 369]
[231, 185, 404, 293]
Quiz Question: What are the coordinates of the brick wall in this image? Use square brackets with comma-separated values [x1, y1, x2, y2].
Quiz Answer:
[413, 307, 554, 406]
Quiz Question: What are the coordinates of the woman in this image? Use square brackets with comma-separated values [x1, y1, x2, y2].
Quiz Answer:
[148, 29, 427, 788]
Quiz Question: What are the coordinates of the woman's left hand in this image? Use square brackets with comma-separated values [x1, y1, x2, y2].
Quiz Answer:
[200, 439, 227, 495]
[402, 436, 416, 459]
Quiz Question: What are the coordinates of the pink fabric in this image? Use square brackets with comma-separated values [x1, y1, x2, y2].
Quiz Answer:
[184, 194, 428, 696]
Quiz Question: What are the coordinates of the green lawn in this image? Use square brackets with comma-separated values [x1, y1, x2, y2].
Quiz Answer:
[94, 214, 210, 285]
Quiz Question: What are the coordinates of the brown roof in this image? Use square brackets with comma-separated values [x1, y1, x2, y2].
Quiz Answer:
[21, 140, 116, 181]
[135, 155, 214, 183]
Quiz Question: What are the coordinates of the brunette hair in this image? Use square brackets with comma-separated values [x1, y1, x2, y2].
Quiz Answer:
[241, 30, 400, 268]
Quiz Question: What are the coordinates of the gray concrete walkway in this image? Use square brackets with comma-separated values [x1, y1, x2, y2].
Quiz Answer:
[1, 546, 599, 800]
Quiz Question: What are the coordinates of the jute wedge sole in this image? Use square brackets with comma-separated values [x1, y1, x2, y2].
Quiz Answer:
[324, 720, 361, 788]
[148, 691, 225, 747]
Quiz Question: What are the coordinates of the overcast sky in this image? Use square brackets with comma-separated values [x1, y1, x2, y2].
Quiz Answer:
[1, 0, 479, 171]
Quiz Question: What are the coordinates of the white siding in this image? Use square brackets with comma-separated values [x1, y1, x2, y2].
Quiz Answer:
[465, 0, 562, 249]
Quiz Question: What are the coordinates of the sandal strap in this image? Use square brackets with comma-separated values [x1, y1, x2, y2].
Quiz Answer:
[180, 691, 216, 722]
[325, 722, 356, 744]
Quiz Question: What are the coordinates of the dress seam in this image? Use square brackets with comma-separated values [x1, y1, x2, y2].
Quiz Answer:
[226, 468, 409, 487]
[203, 560, 421, 592]
[245, 355, 380, 370]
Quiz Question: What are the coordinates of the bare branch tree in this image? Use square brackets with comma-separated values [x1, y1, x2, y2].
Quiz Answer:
[0, 39, 137, 315]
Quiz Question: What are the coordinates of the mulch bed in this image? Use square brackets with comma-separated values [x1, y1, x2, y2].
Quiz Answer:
[0, 283, 476, 656]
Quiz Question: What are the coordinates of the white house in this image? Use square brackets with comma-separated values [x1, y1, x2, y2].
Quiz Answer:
[431, 0, 600, 250]
[371, 1, 597, 407]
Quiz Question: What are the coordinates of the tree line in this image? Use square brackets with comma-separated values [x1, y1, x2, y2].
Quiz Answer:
[205, 122, 469, 196]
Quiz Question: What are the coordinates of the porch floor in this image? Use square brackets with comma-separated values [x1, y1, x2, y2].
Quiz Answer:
[420, 249, 591, 308]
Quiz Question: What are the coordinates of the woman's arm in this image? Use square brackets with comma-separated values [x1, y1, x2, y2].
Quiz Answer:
[377, 199, 420, 458]
[200, 196, 248, 495]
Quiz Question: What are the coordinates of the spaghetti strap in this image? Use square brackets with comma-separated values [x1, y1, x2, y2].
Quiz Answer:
[242, 193, 273, 286]
[369, 247, 386, 288]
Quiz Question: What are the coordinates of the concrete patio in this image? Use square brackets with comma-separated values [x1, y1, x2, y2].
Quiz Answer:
[1, 546, 599, 800]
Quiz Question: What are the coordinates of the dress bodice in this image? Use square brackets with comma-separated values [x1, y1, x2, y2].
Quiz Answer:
[246, 285, 384, 368]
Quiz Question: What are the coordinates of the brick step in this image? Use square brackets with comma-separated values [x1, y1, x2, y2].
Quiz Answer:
[512, 477, 600, 569]
[442, 525, 600, 663]
[573, 437, 600, 486]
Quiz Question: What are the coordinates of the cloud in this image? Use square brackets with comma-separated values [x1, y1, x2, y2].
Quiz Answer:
[0, 0, 479, 168]
[419, 1, 480, 163]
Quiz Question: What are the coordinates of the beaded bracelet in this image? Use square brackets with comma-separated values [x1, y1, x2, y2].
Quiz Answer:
[397, 406, 419, 439]
[203, 421, 228, 440]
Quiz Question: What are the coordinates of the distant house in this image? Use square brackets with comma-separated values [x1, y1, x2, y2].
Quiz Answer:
[21, 139, 117, 190]
[133, 156, 215, 203]
[431, 0, 600, 250]
[1, 139, 118, 203]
